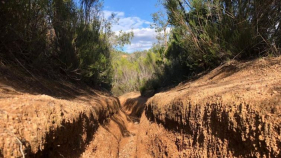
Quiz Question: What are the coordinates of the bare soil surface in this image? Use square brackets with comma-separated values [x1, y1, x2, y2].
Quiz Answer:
[143, 57, 281, 157]
[0, 63, 120, 157]
[0, 89, 120, 157]
[81, 92, 147, 158]
[1, 57, 281, 158]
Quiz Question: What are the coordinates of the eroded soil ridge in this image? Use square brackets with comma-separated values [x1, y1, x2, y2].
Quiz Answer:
[142, 57, 281, 157]
[1, 57, 281, 158]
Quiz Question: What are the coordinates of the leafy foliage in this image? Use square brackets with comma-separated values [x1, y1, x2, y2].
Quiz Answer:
[0, 0, 113, 89]
[165, 0, 281, 64]
[111, 49, 161, 96]
[142, 0, 281, 95]
[2, 0, 280, 95]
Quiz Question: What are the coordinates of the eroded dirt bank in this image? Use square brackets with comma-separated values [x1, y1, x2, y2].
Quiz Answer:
[140, 57, 281, 157]
[1, 57, 281, 158]
[0, 90, 120, 157]
[81, 92, 147, 158]
[85, 57, 281, 158]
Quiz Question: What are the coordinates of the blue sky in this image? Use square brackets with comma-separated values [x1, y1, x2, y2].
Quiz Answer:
[103, 0, 159, 53]
[103, 0, 158, 22]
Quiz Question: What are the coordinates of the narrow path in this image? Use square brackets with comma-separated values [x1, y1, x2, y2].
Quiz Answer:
[117, 92, 146, 156]
[81, 92, 148, 158]
[118, 113, 139, 158]
[118, 93, 148, 158]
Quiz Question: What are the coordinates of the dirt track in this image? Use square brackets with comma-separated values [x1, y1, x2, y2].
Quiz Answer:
[1, 57, 281, 157]
[81, 92, 147, 158]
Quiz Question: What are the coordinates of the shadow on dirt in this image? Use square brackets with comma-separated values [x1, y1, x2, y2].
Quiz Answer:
[29, 113, 98, 158]
[145, 102, 279, 157]
[0, 64, 103, 100]
[27, 97, 120, 158]
[111, 115, 132, 137]
[121, 96, 148, 123]
[99, 95, 149, 138]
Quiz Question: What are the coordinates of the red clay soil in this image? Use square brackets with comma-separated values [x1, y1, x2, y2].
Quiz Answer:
[1, 57, 281, 158]
[81, 92, 148, 158]
[0, 89, 120, 158]
[0, 63, 120, 157]
[142, 57, 281, 157]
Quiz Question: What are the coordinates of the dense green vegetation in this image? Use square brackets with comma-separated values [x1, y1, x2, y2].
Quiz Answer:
[111, 49, 161, 96]
[0, 0, 132, 90]
[141, 0, 281, 94]
[1, 0, 280, 95]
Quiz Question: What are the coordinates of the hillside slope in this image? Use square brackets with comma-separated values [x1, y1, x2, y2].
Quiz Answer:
[140, 57, 281, 157]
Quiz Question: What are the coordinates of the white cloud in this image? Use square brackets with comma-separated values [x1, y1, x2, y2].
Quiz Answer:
[124, 27, 171, 53]
[114, 17, 150, 32]
[124, 28, 158, 52]
[103, 10, 158, 53]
